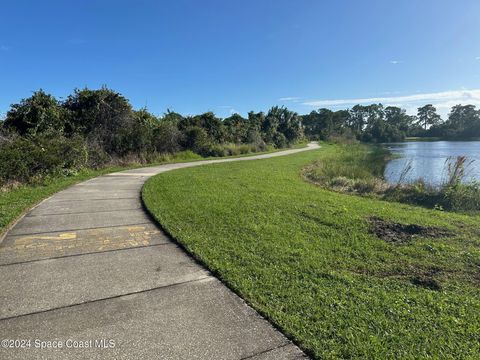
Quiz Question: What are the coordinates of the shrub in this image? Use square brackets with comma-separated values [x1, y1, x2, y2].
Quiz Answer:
[0, 134, 88, 185]
[327, 131, 358, 145]
[247, 130, 267, 151]
[238, 144, 254, 154]
[443, 182, 480, 212]
[154, 120, 183, 154]
[273, 132, 287, 149]
[207, 144, 227, 157]
[4, 90, 66, 135]
[171, 150, 202, 161]
[64, 87, 135, 155]
[182, 126, 212, 156]
[85, 139, 111, 168]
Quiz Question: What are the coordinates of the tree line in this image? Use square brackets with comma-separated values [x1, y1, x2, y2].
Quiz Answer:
[1, 87, 479, 185]
[0, 87, 304, 184]
[302, 103, 480, 142]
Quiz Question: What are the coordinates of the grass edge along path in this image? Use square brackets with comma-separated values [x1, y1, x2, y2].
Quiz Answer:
[0, 143, 307, 240]
[0, 166, 130, 240]
[142, 145, 480, 359]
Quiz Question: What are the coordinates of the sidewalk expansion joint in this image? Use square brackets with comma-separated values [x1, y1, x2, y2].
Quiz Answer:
[8, 222, 152, 237]
[239, 343, 293, 360]
[0, 242, 172, 267]
[0, 275, 213, 322]
[25, 207, 143, 217]
[47, 197, 140, 203]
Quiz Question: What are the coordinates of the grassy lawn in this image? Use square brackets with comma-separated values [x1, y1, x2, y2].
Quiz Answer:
[143, 144, 480, 359]
[0, 145, 307, 238]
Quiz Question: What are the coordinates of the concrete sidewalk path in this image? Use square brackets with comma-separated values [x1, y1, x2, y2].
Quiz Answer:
[0, 143, 319, 359]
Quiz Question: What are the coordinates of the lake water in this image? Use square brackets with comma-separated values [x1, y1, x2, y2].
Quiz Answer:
[384, 141, 480, 186]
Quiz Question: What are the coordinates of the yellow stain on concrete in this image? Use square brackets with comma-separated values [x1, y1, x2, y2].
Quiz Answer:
[14, 232, 77, 245]
[0, 224, 160, 263]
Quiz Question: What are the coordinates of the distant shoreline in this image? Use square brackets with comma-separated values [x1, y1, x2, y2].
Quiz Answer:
[404, 137, 480, 142]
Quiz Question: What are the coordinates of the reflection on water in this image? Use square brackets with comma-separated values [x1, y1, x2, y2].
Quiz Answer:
[384, 141, 480, 186]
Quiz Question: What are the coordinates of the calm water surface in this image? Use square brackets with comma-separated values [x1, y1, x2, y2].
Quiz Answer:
[384, 141, 480, 186]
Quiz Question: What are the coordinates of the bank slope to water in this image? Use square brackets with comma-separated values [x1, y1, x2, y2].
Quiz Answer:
[143, 145, 480, 359]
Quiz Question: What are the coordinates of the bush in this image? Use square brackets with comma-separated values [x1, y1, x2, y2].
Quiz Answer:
[443, 182, 480, 212]
[85, 139, 112, 168]
[327, 130, 358, 145]
[0, 134, 88, 185]
[273, 132, 287, 149]
[171, 150, 202, 161]
[182, 126, 212, 156]
[197, 143, 259, 158]
[154, 120, 183, 154]
[238, 144, 255, 154]
[4, 90, 66, 135]
[64, 87, 135, 155]
[247, 130, 267, 151]
[207, 144, 227, 157]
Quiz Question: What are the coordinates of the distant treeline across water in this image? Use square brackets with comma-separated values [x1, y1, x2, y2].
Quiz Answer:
[1, 87, 479, 185]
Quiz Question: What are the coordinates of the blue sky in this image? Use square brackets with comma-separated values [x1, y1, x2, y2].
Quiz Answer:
[1, 0, 479, 118]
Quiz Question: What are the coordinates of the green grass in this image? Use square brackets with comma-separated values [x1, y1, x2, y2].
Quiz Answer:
[305, 144, 480, 213]
[305, 143, 389, 182]
[0, 144, 307, 238]
[143, 144, 480, 359]
[0, 166, 131, 237]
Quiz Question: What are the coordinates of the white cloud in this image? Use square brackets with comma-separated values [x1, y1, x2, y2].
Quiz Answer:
[390, 60, 403, 64]
[303, 89, 480, 107]
[476, 56, 480, 61]
[302, 89, 480, 118]
[278, 97, 301, 102]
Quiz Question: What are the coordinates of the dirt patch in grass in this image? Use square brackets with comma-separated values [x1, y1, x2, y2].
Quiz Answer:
[353, 265, 444, 291]
[411, 274, 442, 291]
[408, 267, 443, 291]
[369, 216, 452, 244]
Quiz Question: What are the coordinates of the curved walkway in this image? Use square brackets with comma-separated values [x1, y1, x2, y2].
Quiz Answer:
[0, 143, 319, 360]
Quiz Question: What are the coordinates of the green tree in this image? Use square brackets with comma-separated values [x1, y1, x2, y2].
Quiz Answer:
[192, 112, 225, 143]
[349, 105, 369, 133]
[4, 90, 65, 135]
[162, 109, 184, 125]
[247, 111, 264, 134]
[63, 87, 134, 154]
[302, 109, 335, 139]
[417, 104, 441, 130]
[182, 126, 211, 155]
[447, 105, 479, 133]
[224, 113, 248, 144]
[265, 106, 303, 145]
[154, 120, 183, 153]
[384, 106, 414, 134]
[262, 108, 280, 144]
[246, 112, 266, 148]
[128, 108, 158, 153]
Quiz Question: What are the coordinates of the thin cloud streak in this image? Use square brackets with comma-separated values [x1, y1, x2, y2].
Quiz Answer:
[302, 89, 480, 107]
[278, 97, 301, 102]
